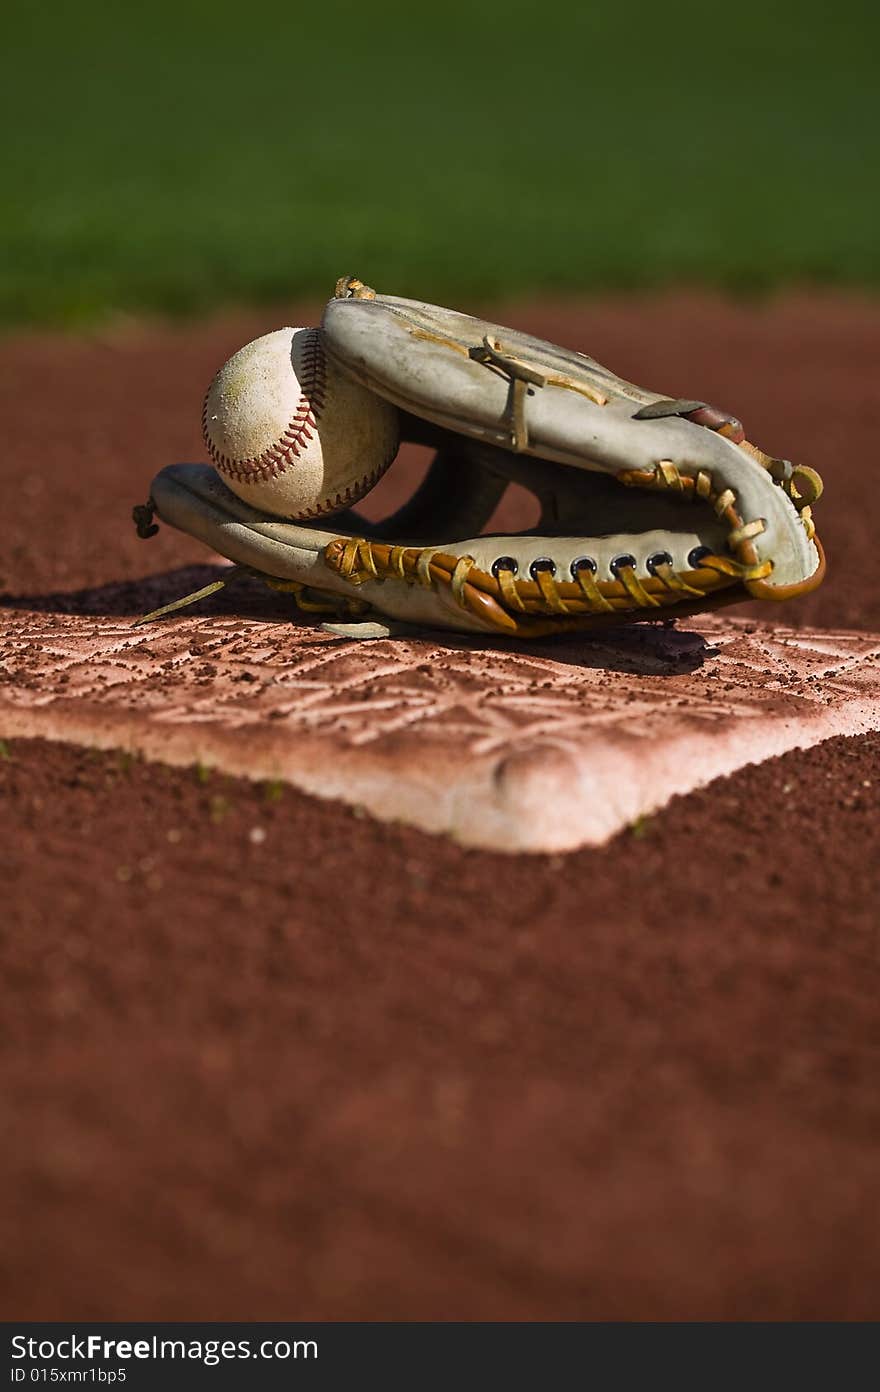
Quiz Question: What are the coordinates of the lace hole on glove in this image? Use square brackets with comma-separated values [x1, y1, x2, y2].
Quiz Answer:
[529, 557, 557, 580]
[688, 546, 712, 569]
[647, 551, 673, 573]
[570, 556, 597, 577]
[492, 556, 519, 578]
[610, 553, 637, 575]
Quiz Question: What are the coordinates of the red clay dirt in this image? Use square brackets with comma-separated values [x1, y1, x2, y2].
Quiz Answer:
[2, 293, 880, 1319]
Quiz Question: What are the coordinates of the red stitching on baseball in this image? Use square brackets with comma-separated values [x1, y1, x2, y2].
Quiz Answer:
[290, 458, 391, 520]
[202, 328, 327, 487]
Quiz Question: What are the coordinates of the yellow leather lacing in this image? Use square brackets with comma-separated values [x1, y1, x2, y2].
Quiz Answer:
[785, 466, 822, 541]
[733, 444, 822, 541]
[323, 538, 769, 639]
[264, 576, 371, 618]
[319, 455, 822, 636]
[467, 335, 608, 452]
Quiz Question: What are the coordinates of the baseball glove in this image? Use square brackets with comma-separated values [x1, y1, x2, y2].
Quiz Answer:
[134, 275, 825, 639]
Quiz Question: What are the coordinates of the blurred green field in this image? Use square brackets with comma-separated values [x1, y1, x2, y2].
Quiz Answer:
[1, 0, 877, 326]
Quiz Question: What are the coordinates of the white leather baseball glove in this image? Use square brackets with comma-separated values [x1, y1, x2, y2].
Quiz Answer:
[135, 276, 825, 639]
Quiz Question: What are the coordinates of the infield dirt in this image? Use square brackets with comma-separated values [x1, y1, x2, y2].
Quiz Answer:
[2, 293, 879, 1319]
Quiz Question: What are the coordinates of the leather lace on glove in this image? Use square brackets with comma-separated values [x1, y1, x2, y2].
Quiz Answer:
[135, 276, 824, 639]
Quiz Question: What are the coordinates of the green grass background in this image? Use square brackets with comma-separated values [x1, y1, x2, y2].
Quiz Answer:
[1, 0, 877, 325]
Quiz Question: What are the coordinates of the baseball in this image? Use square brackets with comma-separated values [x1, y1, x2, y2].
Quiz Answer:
[202, 326, 399, 520]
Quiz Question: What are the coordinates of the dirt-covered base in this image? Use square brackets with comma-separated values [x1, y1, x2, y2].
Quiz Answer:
[2, 293, 879, 1319]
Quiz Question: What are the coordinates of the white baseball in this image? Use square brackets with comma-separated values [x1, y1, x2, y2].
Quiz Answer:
[202, 326, 399, 520]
